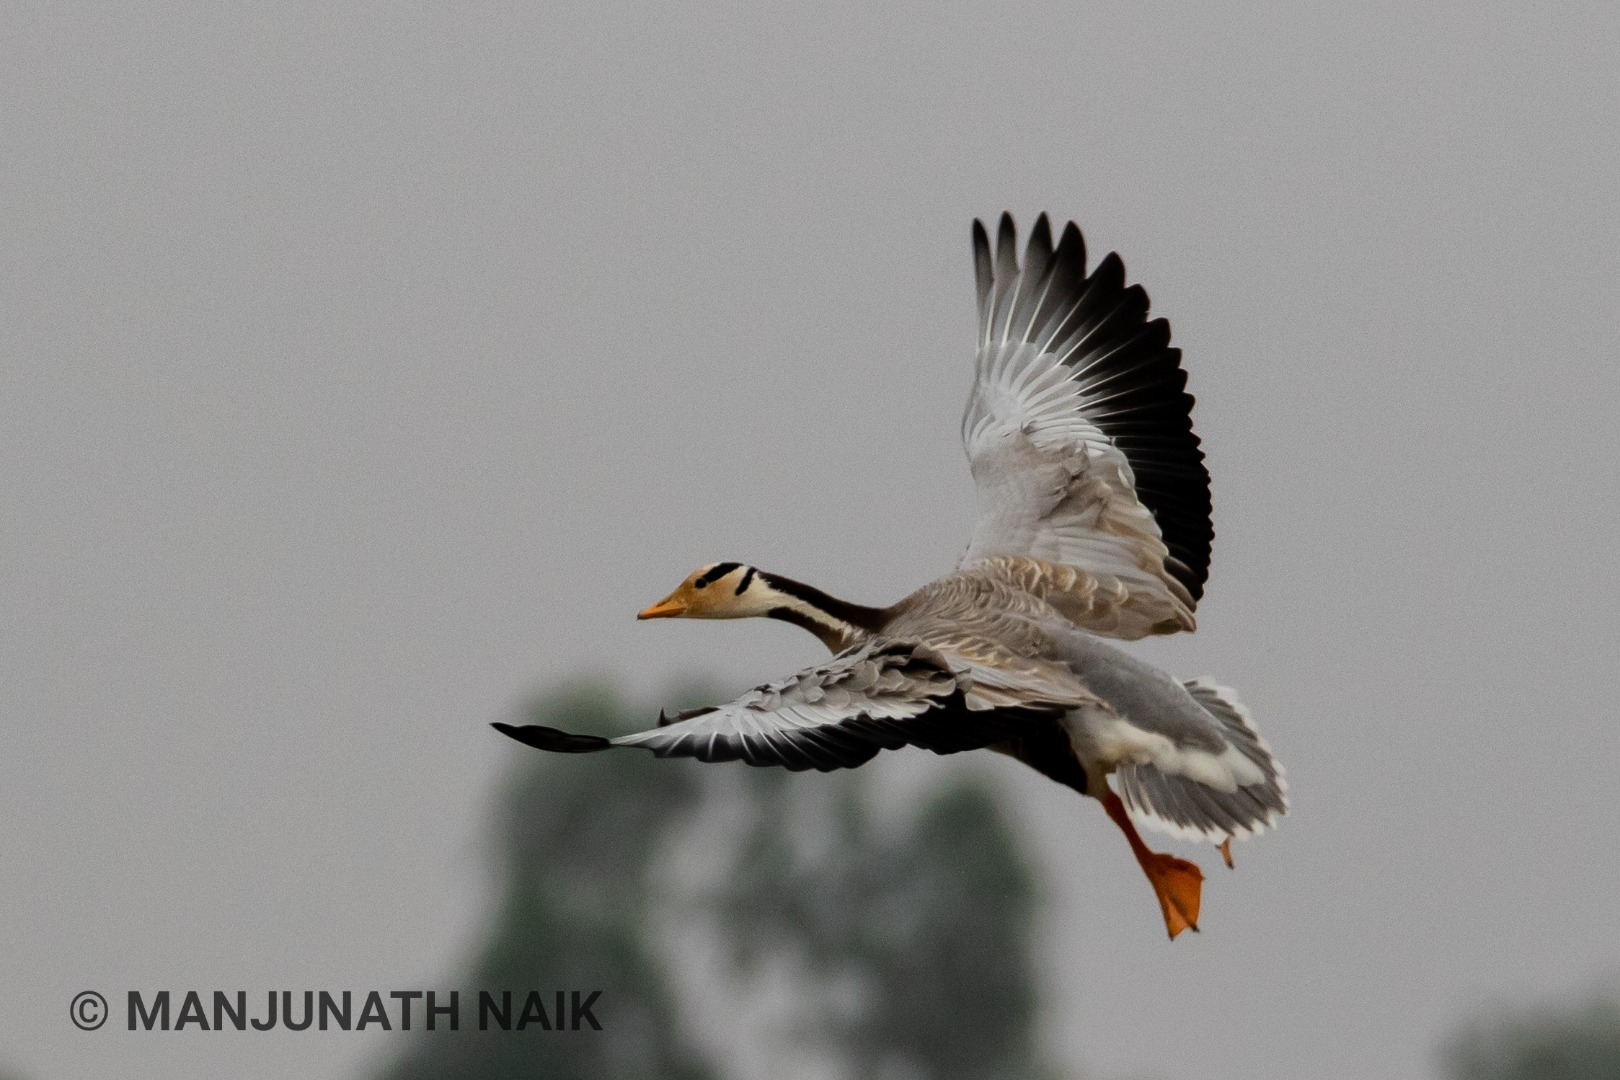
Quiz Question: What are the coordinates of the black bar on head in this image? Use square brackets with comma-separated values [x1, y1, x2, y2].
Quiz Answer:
[694, 562, 741, 588]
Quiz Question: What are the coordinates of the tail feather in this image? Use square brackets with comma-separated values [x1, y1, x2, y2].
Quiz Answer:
[1116, 679, 1288, 845]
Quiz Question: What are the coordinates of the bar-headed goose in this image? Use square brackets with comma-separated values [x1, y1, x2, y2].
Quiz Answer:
[496, 214, 1286, 939]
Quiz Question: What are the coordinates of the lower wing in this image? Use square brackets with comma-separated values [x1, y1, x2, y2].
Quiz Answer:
[494, 638, 1067, 773]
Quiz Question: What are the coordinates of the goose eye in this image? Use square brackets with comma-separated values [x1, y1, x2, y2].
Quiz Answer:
[693, 580, 708, 590]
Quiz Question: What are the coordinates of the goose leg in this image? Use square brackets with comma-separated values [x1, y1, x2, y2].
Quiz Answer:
[1101, 791, 1203, 939]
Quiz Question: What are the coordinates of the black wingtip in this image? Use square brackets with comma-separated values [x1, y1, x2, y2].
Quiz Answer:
[996, 212, 1018, 268]
[490, 722, 613, 753]
[1055, 220, 1086, 272]
[1027, 214, 1052, 257]
[972, 220, 994, 309]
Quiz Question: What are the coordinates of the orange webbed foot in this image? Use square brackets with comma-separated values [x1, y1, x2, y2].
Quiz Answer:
[1102, 791, 1206, 939]
[1142, 850, 1204, 938]
[1219, 837, 1234, 870]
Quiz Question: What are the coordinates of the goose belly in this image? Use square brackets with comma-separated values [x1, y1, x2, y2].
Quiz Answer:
[1059, 705, 1176, 790]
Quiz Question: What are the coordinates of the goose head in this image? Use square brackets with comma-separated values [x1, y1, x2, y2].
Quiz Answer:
[637, 562, 891, 651]
[638, 562, 772, 620]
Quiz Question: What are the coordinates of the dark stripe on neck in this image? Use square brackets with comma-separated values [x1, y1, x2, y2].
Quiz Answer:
[759, 572, 889, 633]
[735, 566, 757, 595]
[695, 561, 741, 588]
[766, 605, 842, 648]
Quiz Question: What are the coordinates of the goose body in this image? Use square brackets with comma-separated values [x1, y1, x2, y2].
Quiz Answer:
[496, 214, 1287, 938]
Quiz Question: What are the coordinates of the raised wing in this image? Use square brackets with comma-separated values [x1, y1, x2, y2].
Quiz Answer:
[960, 213, 1212, 639]
[493, 639, 1072, 773]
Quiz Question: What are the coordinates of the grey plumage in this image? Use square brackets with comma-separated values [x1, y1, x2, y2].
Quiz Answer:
[1116, 680, 1288, 843]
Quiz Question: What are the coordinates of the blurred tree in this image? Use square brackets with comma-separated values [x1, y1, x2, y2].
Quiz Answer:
[375, 683, 1053, 1080]
[375, 684, 717, 1080]
[716, 768, 1051, 1080]
[1443, 997, 1620, 1080]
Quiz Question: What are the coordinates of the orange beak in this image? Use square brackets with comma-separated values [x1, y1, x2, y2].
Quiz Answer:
[637, 594, 687, 620]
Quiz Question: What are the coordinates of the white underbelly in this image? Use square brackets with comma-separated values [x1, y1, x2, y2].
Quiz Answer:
[1060, 706, 1263, 793]
[1062, 705, 1173, 773]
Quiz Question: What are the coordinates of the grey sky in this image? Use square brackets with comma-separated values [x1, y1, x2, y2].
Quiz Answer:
[4, 1, 1618, 1078]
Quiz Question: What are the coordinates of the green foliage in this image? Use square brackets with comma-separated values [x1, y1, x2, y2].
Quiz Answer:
[1443, 997, 1620, 1080]
[376, 682, 1051, 1080]
[716, 766, 1049, 1080]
